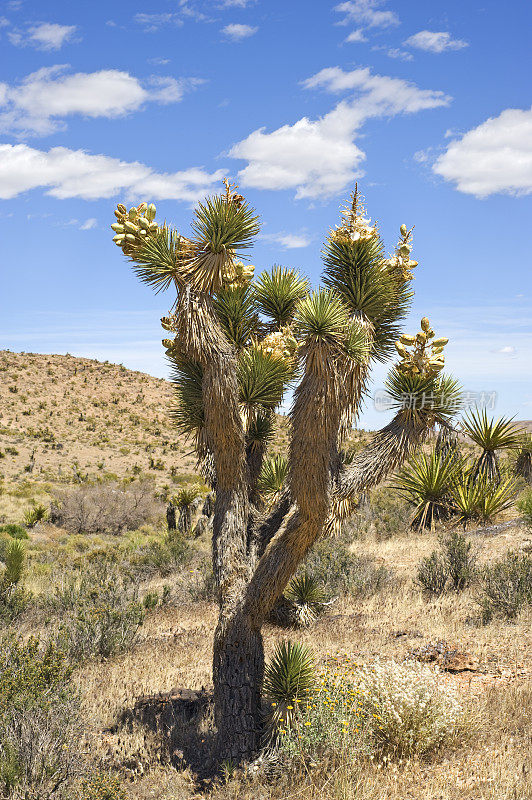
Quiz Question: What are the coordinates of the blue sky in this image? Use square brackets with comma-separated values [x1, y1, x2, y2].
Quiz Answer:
[0, 0, 530, 428]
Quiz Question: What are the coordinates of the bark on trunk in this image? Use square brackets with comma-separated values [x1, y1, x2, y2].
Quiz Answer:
[213, 610, 264, 762]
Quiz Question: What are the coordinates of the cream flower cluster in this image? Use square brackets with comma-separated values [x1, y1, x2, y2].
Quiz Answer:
[332, 190, 379, 244]
[223, 260, 255, 289]
[260, 326, 298, 361]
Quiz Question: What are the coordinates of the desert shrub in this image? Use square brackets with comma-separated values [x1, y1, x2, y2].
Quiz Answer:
[440, 531, 477, 590]
[0, 635, 81, 799]
[135, 531, 190, 576]
[277, 655, 461, 763]
[0, 524, 29, 541]
[479, 551, 532, 623]
[276, 654, 370, 764]
[302, 537, 394, 598]
[347, 487, 411, 539]
[23, 503, 48, 528]
[417, 531, 476, 595]
[51, 481, 162, 534]
[53, 563, 145, 662]
[355, 659, 461, 756]
[517, 488, 532, 529]
[81, 773, 127, 800]
[416, 551, 448, 595]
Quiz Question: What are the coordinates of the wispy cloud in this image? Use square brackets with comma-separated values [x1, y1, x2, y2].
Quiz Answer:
[335, 0, 399, 29]
[0, 66, 204, 137]
[134, 13, 183, 32]
[259, 231, 311, 249]
[404, 30, 468, 53]
[230, 66, 451, 198]
[80, 218, 97, 230]
[8, 21, 78, 50]
[0, 142, 225, 202]
[222, 22, 258, 40]
[345, 28, 367, 43]
[434, 107, 532, 197]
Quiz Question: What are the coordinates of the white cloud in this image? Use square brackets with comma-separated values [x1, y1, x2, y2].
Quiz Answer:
[230, 67, 450, 198]
[28, 22, 77, 50]
[80, 218, 97, 230]
[7, 22, 77, 50]
[386, 47, 413, 61]
[0, 17, 10, 27]
[221, 0, 255, 6]
[259, 232, 311, 249]
[496, 346, 516, 355]
[345, 29, 367, 43]
[335, 0, 399, 29]
[0, 66, 203, 136]
[0, 143, 225, 202]
[434, 107, 532, 197]
[404, 30, 468, 53]
[134, 13, 183, 32]
[222, 23, 258, 40]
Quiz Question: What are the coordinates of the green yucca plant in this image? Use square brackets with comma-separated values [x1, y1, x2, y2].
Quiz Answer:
[257, 454, 288, 504]
[111, 181, 461, 762]
[514, 433, 532, 484]
[0, 539, 25, 595]
[461, 408, 523, 482]
[285, 573, 327, 627]
[253, 265, 309, 328]
[263, 641, 315, 731]
[23, 503, 47, 528]
[395, 449, 459, 530]
[450, 473, 518, 527]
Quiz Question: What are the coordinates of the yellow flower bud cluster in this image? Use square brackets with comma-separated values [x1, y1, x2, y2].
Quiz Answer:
[395, 317, 448, 376]
[223, 260, 255, 289]
[260, 326, 298, 362]
[111, 202, 158, 253]
[384, 224, 418, 282]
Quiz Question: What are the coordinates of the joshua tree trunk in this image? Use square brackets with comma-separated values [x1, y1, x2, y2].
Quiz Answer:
[212, 609, 264, 760]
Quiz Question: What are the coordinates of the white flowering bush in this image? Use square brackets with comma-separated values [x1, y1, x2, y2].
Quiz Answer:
[275, 655, 461, 764]
[356, 659, 461, 756]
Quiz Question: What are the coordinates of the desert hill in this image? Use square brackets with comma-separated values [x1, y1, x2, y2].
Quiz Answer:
[0, 350, 198, 493]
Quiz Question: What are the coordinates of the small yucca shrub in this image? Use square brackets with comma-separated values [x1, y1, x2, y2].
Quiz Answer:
[285, 573, 327, 627]
[356, 660, 461, 756]
[263, 641, 315, 731]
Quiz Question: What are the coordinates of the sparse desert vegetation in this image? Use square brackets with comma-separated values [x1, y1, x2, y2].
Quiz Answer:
[1, 187, 531, 800]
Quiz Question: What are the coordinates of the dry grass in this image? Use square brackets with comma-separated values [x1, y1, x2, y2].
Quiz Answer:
[58, 522, 531, 800]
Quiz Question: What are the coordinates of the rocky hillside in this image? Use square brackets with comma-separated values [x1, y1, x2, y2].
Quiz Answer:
[0, 351, 198, 491]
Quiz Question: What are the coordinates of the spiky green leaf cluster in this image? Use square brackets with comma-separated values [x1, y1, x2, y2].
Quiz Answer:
[395, 450, 459, 530]
[191, 195, 260, 255]
[212, 285, 260, 349]
[129, 226, 182, 294]
[253, 266, 309, 327]
[238, 348, 293, 415]
[257, 453, 288, 501]
[322, 235, 411, 362]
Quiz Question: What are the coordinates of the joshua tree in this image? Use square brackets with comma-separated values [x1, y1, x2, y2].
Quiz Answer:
[110, 182, 460, 762]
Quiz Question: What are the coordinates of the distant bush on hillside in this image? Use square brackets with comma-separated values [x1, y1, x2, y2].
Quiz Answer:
[50, 481, 162, 534]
